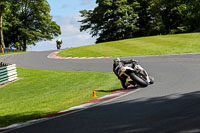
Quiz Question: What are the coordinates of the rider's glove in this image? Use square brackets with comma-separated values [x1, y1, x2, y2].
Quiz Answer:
[131, 59, 138, 63]
[120, 66, 126, 72]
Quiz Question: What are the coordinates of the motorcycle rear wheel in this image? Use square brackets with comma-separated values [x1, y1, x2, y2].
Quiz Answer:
[149, 76, 154, 84]
[129, 72, 148, 87]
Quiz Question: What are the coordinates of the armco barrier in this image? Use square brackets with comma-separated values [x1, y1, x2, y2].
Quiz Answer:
[0, 62, 18, 85]
[0, 48, 21, 53]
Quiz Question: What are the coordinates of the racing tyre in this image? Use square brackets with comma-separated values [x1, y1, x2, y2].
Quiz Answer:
[149, 76, 154, 84]
[57, 44, 61, 49]
[129, 72, 148, 87]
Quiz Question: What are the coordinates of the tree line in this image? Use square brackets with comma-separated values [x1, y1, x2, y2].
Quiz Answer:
[0, 0, 61, 51]
[79, 0, 200, 43]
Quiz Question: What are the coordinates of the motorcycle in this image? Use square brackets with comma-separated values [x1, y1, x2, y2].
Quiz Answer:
[113, 58, 154, 88]
[57, 42, 61, 49]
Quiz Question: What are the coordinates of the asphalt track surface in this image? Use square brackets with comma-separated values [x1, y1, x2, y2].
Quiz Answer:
[1, 51, 200, 133]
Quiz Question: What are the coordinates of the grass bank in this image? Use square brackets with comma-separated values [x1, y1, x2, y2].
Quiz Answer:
[58, 33, 200, 57]
[0, 68, 121, 127]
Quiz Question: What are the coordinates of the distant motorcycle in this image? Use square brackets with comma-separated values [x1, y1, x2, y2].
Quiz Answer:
[113, 58, 154, 88]
[56, 42, 61, 50]
[56, 39, 62, 50]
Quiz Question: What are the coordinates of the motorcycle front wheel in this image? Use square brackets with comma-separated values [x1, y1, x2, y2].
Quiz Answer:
[57, 44, 61, 49]
[129, 72, 148, 87]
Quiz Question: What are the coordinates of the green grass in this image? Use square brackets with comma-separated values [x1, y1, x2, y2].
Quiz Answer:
[0, 68, 121, 127]
[58, 33, 200, 57]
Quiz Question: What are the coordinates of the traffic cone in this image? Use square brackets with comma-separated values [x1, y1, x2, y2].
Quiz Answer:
[92, 90, 97, 98]
[2, 48, 4, 54]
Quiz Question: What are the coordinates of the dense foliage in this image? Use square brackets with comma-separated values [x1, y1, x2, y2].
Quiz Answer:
[79, 0, 200, 43]
[0, 0, 61, 51]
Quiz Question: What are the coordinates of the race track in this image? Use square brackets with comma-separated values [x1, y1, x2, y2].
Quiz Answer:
[1, 51, 200, 133]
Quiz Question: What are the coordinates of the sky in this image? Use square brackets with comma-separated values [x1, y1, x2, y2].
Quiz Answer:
[28, 0, 97, 51]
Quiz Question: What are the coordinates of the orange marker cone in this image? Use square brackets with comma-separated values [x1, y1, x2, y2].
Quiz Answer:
[2, 48, 4, 54]
[92, 90, 97, 98]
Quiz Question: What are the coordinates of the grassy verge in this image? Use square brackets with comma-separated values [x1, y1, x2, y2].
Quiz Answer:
[0, 68, 121, 127]
[58, 33, 200, 57]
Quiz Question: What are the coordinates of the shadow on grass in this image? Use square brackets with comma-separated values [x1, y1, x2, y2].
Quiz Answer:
[95, 86, 140, 93]
[2, 91, 200, 133]
[0, 111, 52, 129]
[0, 86, 139, 129]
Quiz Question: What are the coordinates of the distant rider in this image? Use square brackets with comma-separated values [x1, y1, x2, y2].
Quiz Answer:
[56, 38, 62, 49]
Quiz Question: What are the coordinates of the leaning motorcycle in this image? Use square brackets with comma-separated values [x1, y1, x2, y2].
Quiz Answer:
[113, 58, 154, 88]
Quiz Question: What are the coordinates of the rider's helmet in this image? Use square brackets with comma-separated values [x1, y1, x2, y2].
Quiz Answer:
[113, 58, 120, 62]
[113, 58, 122, 69]
[57, 38, 62, 43]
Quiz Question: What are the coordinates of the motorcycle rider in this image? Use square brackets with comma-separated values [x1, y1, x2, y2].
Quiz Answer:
[113, 58, 138, 89]
[56, 38, 62, 49]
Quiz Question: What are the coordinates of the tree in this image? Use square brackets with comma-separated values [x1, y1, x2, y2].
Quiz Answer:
[183, 0, 200, 32]
[79, 0, 141, 43]
[0, 0, 10, 48]
[134, 0, 154, 37]
[3, 0, 61, 51]
[150, 0, 200, 34]
[0, 9, 5, 48]
[3, 1, 20, 49]
[150, 0, 186, 34]
[80, 0, 200, 43]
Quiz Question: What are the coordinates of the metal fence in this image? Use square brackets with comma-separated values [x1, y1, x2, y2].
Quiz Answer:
[0, 48, 21, 53]
[0, 62, 18, 85]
